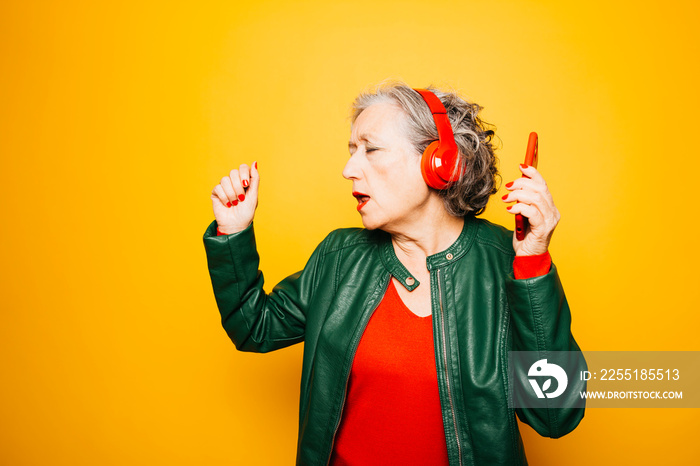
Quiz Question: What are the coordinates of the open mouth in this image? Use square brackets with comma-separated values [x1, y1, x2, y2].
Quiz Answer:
[352, 191, 370, 211]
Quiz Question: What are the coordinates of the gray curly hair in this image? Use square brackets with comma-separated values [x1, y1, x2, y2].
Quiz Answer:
[350, 82, 499, 217]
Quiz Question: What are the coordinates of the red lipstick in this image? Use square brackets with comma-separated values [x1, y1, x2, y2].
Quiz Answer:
[352, 191, 370, 212]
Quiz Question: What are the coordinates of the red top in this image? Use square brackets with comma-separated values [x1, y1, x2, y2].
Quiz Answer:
[329, 278, 448, 465]
[217, 226, 551, 464]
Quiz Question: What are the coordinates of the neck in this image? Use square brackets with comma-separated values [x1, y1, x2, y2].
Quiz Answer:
[389, 207, 465, 264]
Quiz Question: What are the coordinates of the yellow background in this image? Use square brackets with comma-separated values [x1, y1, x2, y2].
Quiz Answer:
[2, 0, 698, 464]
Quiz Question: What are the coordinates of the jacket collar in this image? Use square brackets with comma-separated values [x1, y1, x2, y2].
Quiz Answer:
[377, 215, 478, 291]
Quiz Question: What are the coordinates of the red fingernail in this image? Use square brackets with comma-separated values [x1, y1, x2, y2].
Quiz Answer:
[520, 163, 528, 169]
[507, 205, 512, 210]
[501, 194, 508, 200]
[238, 194, 245, 202]
[254, 161, 258, 169]
[226, 202, 232, 207]
[505, 181, 514, 188]
[242, 180, 249, 188]
[232, 200, 238, 206]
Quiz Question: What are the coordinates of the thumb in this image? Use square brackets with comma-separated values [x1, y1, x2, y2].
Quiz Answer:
[247, 160, 260, 199]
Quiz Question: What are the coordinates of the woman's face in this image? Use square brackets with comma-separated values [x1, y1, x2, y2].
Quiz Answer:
[343, 101, 432, 232]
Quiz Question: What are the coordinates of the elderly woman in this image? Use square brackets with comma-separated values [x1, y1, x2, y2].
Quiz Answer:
[203, 83, 585, 465]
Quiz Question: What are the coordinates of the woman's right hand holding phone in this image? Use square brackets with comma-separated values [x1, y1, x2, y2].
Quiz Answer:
[210, 161, 259, 235]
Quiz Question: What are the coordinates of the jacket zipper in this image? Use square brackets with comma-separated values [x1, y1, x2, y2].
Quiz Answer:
[325, 274, 390, 465]
[437, 268, 463, 465]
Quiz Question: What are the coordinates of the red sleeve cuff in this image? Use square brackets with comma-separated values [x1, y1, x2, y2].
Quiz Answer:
[513, 251, 552, 279]
[216, 227, 227, 236]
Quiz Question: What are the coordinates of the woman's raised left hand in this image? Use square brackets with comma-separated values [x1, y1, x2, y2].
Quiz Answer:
[502, 164, 560, 256]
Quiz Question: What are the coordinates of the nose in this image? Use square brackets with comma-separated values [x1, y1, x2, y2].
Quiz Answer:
[342, 154, 360, 181]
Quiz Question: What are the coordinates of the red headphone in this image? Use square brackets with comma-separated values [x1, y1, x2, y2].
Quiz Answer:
[413, 88, 461, 190]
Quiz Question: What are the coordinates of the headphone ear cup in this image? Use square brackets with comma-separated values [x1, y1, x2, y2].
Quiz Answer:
[421, 141, 450, 190]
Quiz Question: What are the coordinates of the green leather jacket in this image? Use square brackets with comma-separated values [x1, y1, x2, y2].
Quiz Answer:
[203, 214, 585, 465]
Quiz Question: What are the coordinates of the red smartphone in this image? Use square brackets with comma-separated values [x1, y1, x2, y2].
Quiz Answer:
[514, 132, 539, 241]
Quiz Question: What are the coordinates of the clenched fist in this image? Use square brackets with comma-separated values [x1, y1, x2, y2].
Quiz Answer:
[211, 162, 259, 235]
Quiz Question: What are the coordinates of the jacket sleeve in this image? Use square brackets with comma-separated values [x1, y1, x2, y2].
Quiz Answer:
[506, 262, 586, 438]
[202, 219, 328, 353]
